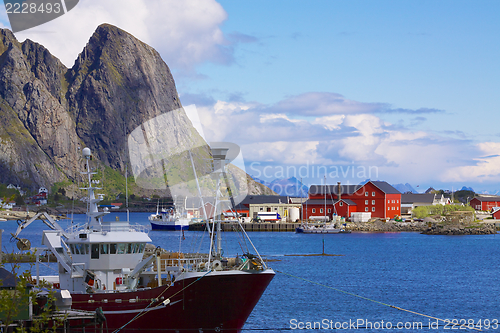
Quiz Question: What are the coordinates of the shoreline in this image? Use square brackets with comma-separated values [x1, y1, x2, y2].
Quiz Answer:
[1, 209, 497, 235]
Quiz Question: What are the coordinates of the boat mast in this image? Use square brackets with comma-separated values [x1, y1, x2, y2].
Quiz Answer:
[126, 165, 129, 222]
[300, 177, 303, 223]
[211, 146, 230, 259]
[324, 175, 327, 223]
[81, 147, 104, 227]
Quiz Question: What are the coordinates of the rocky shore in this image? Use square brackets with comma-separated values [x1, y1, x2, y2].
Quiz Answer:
[343, 220, 497, 235]
[422, 223, 496, 235]
[345, 221, 427, 232]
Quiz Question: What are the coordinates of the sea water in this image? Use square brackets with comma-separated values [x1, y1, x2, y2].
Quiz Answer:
[2, 212, 499, 332]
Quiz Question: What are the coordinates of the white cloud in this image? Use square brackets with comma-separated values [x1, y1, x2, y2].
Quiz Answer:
[312, 115, 345, 130]
[191, 95, 499, 187]
[269, 92, 385, 116]
[260, 113, 302, 124]
[242, 141, 330, 165]
[441, 142, 500, 183]
[13, 0, 229, 70]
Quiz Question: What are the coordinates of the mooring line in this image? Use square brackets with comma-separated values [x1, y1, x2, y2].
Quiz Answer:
[276, 270, 482, 332]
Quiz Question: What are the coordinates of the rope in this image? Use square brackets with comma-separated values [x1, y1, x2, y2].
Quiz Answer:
[276, 270, 482, 332]
[111, 269, 212, 333]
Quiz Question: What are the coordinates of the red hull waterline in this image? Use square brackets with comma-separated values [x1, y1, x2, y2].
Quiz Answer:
[70, 269, 275, 332]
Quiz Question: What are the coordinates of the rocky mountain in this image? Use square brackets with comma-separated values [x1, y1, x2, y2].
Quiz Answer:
[460, 186, 474, 192]
[392, 183, 417, 194]
[252, 177, 307, 197]
[0, 24, 273, 196]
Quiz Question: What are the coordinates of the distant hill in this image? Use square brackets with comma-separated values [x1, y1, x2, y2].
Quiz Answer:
[460, 186, 475, 192]
[392, 183, 417, 194]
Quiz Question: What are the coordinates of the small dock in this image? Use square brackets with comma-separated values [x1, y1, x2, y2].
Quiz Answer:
[190, 222, 298, 232]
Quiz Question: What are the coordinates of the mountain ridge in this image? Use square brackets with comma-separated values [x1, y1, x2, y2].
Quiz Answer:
[0, 24, 273, 197]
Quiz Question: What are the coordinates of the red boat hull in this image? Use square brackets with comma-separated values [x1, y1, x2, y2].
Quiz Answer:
[70, 270, 275, 332]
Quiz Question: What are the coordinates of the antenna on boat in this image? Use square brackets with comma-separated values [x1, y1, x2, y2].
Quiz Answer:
[71, 146, 81, 226]
[126, 165, 129, 222]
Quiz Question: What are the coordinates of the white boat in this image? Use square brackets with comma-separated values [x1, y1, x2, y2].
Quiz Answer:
[149, 204, 190, 230]
[11, 146, 275, 332]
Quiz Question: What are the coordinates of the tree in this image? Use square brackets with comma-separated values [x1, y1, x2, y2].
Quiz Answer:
[0, 254, 63, 332]
[14, 193, 25, 206]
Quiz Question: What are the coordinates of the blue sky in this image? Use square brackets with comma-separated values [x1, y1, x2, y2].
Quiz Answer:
[1, 0, 499, 193]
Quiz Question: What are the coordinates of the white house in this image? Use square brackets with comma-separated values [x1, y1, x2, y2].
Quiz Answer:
[0, 199, 15, 209]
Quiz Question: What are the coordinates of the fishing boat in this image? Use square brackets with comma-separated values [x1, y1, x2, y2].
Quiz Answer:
[11, 147, 275, 332]
[148, 202, 190, 231]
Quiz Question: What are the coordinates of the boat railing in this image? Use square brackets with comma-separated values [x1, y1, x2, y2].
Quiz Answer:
[153, 253, 210, 272]
[66, 223, 150, 234]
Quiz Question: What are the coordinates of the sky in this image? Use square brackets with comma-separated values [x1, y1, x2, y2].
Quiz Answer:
[1, 0, 499, 193]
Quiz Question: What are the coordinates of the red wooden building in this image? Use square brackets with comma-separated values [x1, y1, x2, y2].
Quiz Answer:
[303, 181, 401, 219]
[492, 207, 500, 219]
[469, 196, 500, 211]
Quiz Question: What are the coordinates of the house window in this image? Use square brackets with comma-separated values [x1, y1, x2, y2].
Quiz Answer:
[388, 200, 390, 204]
[365, 192, 369, 196]
[260, 207, 263, 211]
[312, 208, 316, 213]
[365, 207, 368, 212]
[365, 200, 368, 205]
[372, 200, 375, 205]
[372, 207, 375, 212]
[372, 192, 375, 196]
[392, 200, 395, 203]
[320, 208, 323, 213]
[397, 200, 399, 203]
[274, 207, 278, 211]
[339, 202, 343, 206]
[328, 208, 331, 213]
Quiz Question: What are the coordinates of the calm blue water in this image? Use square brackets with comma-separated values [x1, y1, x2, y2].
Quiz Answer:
[2, 213, 500, 332]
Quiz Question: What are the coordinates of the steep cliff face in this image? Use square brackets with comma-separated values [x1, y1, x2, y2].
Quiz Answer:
[0, 29, 78, 187]
[0, 24, 273, 196]
[66, 24, 182, 169]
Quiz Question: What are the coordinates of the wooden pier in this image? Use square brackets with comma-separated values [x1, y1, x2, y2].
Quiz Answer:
[190, 222, 298, 232]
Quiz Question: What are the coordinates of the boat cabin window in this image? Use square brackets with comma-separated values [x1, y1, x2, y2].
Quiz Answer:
[91, 244, 99, 259]
[70, 243, 145, 255]
[69, 243, 89, 255]
[117, 243, 126, 254]
[100, 244, 109, 254]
